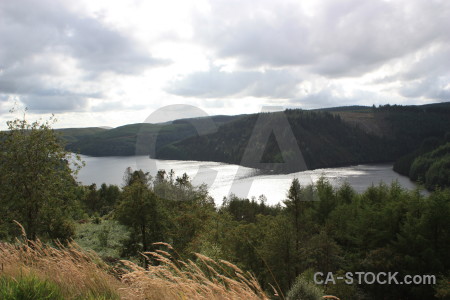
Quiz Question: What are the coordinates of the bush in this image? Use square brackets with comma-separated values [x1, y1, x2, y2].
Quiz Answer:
[287, 275, 323, 300]
[74, 220, 130, 258]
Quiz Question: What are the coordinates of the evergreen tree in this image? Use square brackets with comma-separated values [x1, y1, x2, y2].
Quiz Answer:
[115, 170, 165, 264]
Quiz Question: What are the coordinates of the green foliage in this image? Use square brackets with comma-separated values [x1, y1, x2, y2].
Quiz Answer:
[0, 113, 82, 241]
[435, 275, 450, 299]
[222, 194, 281, 223]
[80, 183, 120, 216]
[192, 179, 449, 300]
[106, 168, 217, 260]
[115, 171, 165, 258]
[322, 270, 365, 300]
[151, 169, 216, 256]
[407, 142, 450, 189]
[302, 230, 342, 274]
[425, 156, 450, 188]
[74, 220, 130, 258]
[0, 274, 64, 300]
[286, 274, 323, 300]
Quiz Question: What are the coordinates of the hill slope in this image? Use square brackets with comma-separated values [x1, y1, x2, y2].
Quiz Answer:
[61, 115, 244, 156]
[156, 109, 394, 172]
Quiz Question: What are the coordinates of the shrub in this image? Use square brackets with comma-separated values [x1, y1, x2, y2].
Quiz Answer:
[287, 275, 323, 300]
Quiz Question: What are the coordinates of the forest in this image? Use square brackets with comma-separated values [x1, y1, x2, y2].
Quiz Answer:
[0, 113, 449, 299]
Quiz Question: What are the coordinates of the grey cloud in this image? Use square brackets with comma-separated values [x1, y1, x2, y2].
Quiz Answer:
[289, 86, 390, 109]
[401, 45, 450, 81]
[289, 89, 351, 109]
[20, 94, 89, 113]
[0, 0, 168, 113]
[400, 76, 450, 101]
[0, 56, 99, 112]
[63, 18, 168, 75]
[377, 44, 450, 101]
[166, 66, 301, 98]
[193, 0, 450, 77]
[17, 85, 104, 113]
[89, 101, 149, 113]
[0, 0, 166, 76]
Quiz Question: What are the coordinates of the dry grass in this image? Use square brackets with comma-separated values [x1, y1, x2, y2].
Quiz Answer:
[0, 225, 269, 299]
[0, 236, 124, 299]
[120, 246, 269, 300]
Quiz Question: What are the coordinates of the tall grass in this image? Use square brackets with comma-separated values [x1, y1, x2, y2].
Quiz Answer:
[121, 242, 269, 300]
[0, 237, 123, 299]
[0, 225, 269, 299]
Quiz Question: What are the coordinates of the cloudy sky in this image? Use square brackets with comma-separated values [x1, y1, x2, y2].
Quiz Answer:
[0, 0, 449, 128]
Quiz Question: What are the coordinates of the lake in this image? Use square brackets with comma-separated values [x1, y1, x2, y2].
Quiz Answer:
[75, 155, 420, 205]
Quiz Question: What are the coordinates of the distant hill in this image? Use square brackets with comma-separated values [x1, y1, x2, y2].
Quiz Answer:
[59, 102, 450, 173]
[56, 127, 109, 144]
[60, 115, 245, 156]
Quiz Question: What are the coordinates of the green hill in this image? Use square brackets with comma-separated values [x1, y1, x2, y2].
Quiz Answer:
[56, 127, 109, 144]
[61, 115, 244, 156]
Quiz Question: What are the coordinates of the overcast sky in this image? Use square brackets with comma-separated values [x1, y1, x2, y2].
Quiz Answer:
[1, 0, 449, 128]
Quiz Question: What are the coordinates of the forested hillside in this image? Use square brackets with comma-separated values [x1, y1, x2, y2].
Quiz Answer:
[156, 103, 450, 172]
[60, 115, 243, 156]
[156, 110, 393, 172]
[394, 134, 450, 189]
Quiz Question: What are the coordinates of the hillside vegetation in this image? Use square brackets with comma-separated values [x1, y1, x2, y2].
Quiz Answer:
[157, 109, 393, 172]
[60, 115, 243, 156]
[394, 134, 450, 189]
[157, 103, 450, 172]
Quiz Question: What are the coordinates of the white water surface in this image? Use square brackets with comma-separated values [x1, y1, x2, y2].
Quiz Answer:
[75, 155, 419, 205]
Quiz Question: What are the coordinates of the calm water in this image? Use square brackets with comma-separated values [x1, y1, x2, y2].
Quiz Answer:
[75, 155, 420, 205]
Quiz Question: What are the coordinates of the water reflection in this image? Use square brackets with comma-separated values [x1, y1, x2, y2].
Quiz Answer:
[76, 155, 420, 205]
